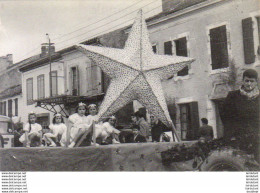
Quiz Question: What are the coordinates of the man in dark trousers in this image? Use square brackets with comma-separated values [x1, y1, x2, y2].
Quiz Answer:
[150, 115, 170, 142]
[130, 128, 146, 143]
[198, 118, 213, 142]
[221, 69, 259, 162]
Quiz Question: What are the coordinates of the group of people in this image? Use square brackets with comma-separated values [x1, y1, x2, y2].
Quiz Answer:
[19, 103, 121, 148]
[13, 68, 260, 162]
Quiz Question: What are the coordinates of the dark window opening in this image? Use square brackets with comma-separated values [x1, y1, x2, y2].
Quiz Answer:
[210, 25, 229, 69]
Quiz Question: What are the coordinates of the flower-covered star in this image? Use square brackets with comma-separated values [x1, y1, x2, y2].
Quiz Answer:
[76, 10, 194, 129]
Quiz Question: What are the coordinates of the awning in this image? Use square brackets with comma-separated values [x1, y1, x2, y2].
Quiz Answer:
[34, 94, 105, 118]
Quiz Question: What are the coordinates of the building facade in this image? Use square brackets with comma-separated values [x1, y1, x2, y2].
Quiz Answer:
[146, 0, 260, 140]
[0, 54, 23, 120]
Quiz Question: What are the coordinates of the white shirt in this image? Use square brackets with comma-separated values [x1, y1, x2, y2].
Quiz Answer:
[102, 122, 120, 134]
[68, 113, 91, 129]
[49, 123, 67, 136]
[86, 114, 99, 125]
[23, 123, 42, 134]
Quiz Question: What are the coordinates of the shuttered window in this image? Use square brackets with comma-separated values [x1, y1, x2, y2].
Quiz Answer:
[26, 78, 33, 105]
[175, 37, 189, 76]
[71, 66, 79, 96]
[209, 25, 229, 69]
[87, 63, 102, 96]
[242, 18, 255, 64]
[8, 99, 12, 117]
[37, 74, 45, 99]
[14, 98, 18, 116]
[50, 71, 58, 96]
[0, 102, 3, 115]
[179, 102, 200, 140]
[3, 101, 6, 116]
[164, 41, 172, 55]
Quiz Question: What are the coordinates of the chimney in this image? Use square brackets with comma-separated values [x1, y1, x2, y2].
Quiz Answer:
[6, 54, 13, 64]
[41, 43, 55, 57]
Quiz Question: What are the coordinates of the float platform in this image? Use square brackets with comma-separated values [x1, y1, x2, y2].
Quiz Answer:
[0, 142, 195, 171]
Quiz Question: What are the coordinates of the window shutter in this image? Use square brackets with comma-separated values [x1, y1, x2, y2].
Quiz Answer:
[210, 25, 229, 69]
[3, 102, 6, 116]
[175, 37, 189, 76]
[0, 102, 2, 115]
[76, 66, 80, 96]
[242, 17, 255, 64]
[91, 64, 98, 95]
[164, 41, 172, 55]
[188, 102, 200, 140]
[8, 100, 12, 117]
[14, 99, 18, 116]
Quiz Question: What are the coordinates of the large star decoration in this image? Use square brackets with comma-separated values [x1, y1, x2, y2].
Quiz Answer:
[76, 10, 194, 130]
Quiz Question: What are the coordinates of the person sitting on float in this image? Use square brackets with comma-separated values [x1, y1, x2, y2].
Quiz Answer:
[19, 112, 43, 147]
[43, 113, 67, 147]
[68, 102, 92, 148]
[101, 115, 120, 144]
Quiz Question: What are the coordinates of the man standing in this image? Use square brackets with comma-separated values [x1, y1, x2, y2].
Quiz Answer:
[221, 69, 259, 162]
[198, 118, 214, 142]
[131, 111, 151, 141]
[150, 115, 169, 142]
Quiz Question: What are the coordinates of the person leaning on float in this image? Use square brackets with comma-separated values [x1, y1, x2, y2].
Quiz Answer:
[221, 69, 259, 162]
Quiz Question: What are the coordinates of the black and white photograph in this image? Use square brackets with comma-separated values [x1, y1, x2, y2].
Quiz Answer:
[0, 0, 259, 192]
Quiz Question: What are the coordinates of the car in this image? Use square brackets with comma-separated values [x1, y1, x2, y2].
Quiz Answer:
[0, 115, 14, 148]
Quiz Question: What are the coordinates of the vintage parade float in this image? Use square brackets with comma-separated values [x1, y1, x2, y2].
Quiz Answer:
[0, 10, 258, 171]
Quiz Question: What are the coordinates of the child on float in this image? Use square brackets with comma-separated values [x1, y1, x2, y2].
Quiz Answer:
[67, 102, 92, 148]
[102, 115, 120, 144]
[86, 104, 104, 145]
[43, 113, 67, 147]
[85, 104, 119, 145]
[19, 112, 43, 147]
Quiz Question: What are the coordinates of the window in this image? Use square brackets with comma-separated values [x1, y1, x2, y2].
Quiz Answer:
[26, 78, 33, 105]
[164, 41, 172, 55]
[71, 67, 79, 96]
[37, 74, 45, 99]
[209, 25, 229, 70]
[179, 102, 200, 140]
[86, 64, 101, 96]
[8, 100, 12, 117]
[0, 102, 3, 115]
[14, 98, 18, 116]
[242, 16, 260, 64]
[50, 71, 58, 96]
[152, 45, 157, 53]
[164, 38, 189, 76]
[3, 101, 6, 116]
[174, 37, 189, 76]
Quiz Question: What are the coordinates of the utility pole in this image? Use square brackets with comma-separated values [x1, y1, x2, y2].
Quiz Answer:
[46, 33, 52, 97]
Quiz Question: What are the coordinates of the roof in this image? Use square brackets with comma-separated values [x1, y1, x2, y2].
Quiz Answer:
[19, 53, 61, 72]
[17, 37, 100, 72]
[0, 85, 22, 99]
